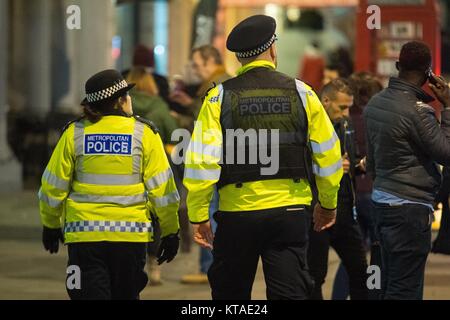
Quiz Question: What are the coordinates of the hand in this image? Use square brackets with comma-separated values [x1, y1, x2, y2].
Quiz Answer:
[192, 221, 214, 250]
[157, 233, 180, 265]
[42, 226, 64, 254]
[170, 90, 194, 107]
[170, 110, 180, 120]
[313, 203, 336, 232]
[429, 74, 450, 108]
[342, 153, 350, 174]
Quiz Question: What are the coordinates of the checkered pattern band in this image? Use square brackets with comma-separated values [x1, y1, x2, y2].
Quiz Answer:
[236, 34, 277, 58]
[64, 221, 153, 233]
[86, 80, 128, 103]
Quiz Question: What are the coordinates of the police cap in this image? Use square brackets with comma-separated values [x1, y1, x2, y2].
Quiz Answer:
[81, 69, 135, 106]
[226, 15, 277, 59]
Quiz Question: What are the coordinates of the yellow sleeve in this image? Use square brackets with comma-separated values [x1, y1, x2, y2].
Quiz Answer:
[300, 81, 343, 209]
[38, 125, 75, 228]
[183, 85, 223, 223]
[142, 126, 180, 237]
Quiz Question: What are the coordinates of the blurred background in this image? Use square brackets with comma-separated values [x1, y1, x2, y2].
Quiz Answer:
[0, 0, 450, 299]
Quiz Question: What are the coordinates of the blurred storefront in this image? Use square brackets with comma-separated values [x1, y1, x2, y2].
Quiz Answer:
[3, 0, 115, 189]
[215, 0, 359, 77]
[1, 0, 448, 191]
[0, 0, 21, 192]
[356, 0, 442, 85]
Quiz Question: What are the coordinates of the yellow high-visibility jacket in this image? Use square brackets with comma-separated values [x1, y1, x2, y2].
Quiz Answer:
[39, 115, 180, 243]
[183, 60, 343, 223]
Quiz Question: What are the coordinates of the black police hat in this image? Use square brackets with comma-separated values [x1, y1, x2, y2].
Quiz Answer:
[81, 69, 135, 106]
[226, 15, 277, 59]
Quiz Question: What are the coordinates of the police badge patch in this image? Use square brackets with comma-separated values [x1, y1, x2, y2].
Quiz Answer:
[84, 134, 133, 155]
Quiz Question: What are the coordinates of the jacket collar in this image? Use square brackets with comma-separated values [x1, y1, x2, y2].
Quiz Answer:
[388, 77, 434, 104]
[237, 60, 276, 76]
[196, 66, 229, 97]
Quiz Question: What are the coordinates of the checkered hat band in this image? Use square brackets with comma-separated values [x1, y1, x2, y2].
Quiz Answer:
[236, 34, 277, 58]
[86, 80, 128, 103]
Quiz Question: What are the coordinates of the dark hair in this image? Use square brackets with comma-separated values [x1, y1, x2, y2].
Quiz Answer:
[192, 45, 223, 65]
[321, 78, 354, 100]
[83, 95, 127, 123]
[349, 72, 383, 108]
[133, 44, 154, 68]
[327, 47, 353, 78]
[399, 41, 431, 73]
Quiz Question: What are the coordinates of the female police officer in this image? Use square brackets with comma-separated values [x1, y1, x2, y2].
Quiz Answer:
[38, 69, 180, 299]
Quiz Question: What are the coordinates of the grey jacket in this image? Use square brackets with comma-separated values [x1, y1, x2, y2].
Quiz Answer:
[364, 77, 450, 204]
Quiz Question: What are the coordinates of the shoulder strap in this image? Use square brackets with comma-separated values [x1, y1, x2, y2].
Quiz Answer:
[202, 82, 217, 103]
[62, 116, 84, 133]
[133, 115, 159, 134]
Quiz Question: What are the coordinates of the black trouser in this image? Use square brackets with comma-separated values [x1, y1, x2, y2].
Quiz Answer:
[67, 242, 148, 300]
[373, 202, 432, 300]
[208, 205, 314, 300]
[308, 201, 368, 300]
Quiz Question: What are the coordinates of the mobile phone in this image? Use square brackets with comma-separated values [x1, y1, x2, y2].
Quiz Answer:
[427, 68, 439, 85]
[174, 79, 186, 93]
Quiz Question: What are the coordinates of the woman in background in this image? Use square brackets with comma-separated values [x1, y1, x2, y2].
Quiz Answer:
[126, 67, 179, 286]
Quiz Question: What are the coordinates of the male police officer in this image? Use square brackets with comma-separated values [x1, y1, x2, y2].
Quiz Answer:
[183, 15, 343, 300]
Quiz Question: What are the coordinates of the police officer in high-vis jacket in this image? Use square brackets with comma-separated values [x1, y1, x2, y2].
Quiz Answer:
[38, 70, 180, 300]
[183, 15, 343, 300]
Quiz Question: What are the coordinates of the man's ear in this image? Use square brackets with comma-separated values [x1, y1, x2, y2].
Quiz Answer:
[270, 45, 277, 63]
[119, 96, 128, 106]
[321, 95, 330, 108]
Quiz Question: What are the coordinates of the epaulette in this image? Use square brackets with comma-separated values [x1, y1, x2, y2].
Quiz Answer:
[202, 82, 217, 103]
[134, 115, 159, 134]
[62, 116, 84, 133]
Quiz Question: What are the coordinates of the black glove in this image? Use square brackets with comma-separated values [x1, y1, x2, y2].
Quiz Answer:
[42, 226, 64, 254]
[157, 232, 179, 265]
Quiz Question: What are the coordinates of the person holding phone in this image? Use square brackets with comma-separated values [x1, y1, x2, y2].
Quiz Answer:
[364, 41, 450, 300]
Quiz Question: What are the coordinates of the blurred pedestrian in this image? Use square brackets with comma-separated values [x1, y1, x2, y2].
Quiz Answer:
[331, 72, 384, 300]
[432, 166, 450, 254]
[323, 64, 340, 87]
[126, 66, 178, 146]
[38, 70, 180, 299]
[170, 45, 231, 117]
[365, 41, 450, 299]
[322, 47, 353, 87]
[125, 46, 194, 256]
[299, 41, 325, 92]
[123, 44, 171, 105]
[308, 78, 368, 300]
[125, 66, 179, 286]
[177, 45, 231, 285]
[180, 188, 218, 285]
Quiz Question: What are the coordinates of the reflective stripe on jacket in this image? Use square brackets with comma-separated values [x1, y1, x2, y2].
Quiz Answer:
[39, 115, 180, 243]
[183, 60, 343, 223]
